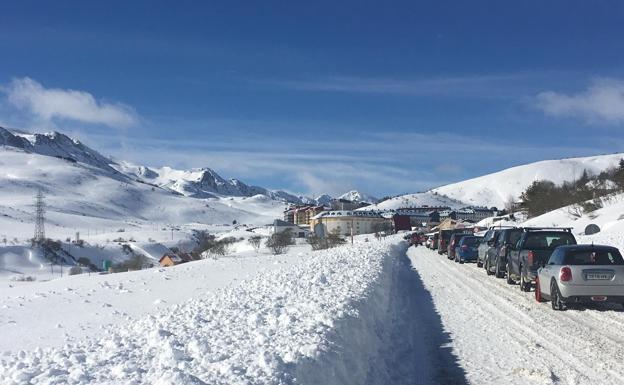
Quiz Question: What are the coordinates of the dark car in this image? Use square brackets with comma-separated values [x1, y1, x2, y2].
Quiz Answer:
[507, 228, 577, 291]
[454, 235, 482, 263]
[447, 231, 474, 260]
[536, 245, 624, 309]
[485, 228, 523, 278]
[477, 226, 515, 268]
[431, 233, 439, 250]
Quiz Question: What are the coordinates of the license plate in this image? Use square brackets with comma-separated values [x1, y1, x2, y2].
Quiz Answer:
[586, 273, 612, 280]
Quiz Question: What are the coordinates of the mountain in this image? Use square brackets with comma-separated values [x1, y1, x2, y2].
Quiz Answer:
[1, 126, 308, 204]
[368, 153, 624, 210]
[315, 194, 333, 206]
[114, 161, 304, 203]
[337, 190, 378, 204]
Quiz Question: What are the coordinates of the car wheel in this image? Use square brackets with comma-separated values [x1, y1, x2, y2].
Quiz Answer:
[535, 277, 546, 303]
[506, 264, 515, 285]
[495, 258, 504, 278]
[477, 259, 483, 268]
[520, 273, 531, 292]
[550, 281, 566, 311]
[485, 259, 493, 275]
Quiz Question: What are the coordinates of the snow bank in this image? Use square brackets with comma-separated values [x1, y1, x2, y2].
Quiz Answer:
[0, 239, 407, 384]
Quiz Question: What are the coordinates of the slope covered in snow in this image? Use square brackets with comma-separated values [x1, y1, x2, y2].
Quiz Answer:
[337, 190, 378, 204]
[364, 191, 467, 210]
[366, 152, 624, 210]
[523, 191, 624, 250]
[431, 153, 624, 208]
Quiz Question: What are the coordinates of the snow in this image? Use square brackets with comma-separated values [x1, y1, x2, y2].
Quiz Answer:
[337, 190, 378, 204]
[0, 247, 305, 353]
[408, 246, 624, 385]
[0, 238, 412, 385]
[369, 152, 624, 210]
[523, 192, 624, 250]
[430, 152, 624, 208]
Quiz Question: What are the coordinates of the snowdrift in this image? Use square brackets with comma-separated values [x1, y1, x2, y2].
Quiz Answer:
[0, 239, 409, 385]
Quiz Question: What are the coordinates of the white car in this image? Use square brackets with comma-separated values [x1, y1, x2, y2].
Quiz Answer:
[536, 245, 624, 310]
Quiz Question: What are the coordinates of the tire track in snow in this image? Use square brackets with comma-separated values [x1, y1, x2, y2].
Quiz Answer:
[408, 247, 624, 385]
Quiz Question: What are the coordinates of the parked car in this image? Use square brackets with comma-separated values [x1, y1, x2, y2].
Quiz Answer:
[438, 230, 452, 255]
[485, 227, 523, 278]
[507, 228, 577, 291]
[430, 233, 439, 250]
[477, 227, 512, 268]
[454, 235, 482, 263]
[536, 245, 624, 310]
[447, 231, 474, 260]
[425, 235, 433, 248]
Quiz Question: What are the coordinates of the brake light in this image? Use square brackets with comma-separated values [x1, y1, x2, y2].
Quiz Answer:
[560, 266, 572, 282]
[528, 250, 535, 266]
[461, 245, 468, 250]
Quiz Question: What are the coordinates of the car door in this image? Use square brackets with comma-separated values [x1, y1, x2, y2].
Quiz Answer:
[539, 248, 562, 296]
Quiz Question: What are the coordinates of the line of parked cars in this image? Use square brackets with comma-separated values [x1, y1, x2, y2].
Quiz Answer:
[423, 226, 624, 311]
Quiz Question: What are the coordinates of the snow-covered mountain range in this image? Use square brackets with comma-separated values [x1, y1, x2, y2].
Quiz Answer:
[337, 190, 378, 204]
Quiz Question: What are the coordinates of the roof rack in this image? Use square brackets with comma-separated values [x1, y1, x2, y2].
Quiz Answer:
[521, 227, 573, 232]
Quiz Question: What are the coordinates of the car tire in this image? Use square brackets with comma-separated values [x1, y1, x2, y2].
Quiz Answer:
[551, 281, 566, 311]
[477, 259, 483, 268]
[506, 264, 515, 285]
[520, 272, 531, 292]
[494, 258, 504, 278]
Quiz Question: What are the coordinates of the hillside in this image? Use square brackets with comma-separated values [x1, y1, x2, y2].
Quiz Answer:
[367, 153, 624, 210]
[338, 190, 378, 204]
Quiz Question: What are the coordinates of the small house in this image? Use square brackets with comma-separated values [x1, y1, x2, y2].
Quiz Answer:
[159, 253, 191, 267]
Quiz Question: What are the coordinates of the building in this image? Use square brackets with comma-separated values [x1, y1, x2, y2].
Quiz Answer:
[330, 199, 370, 211]
[284, 205, 328, 226]
[272, 219, 309, 238]
[440, 206, 498, 223]
[159, 253, 191, 267]
[310, 210, 393, 237]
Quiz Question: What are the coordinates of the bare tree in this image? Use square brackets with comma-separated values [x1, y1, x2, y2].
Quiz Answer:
[248, 235, 263, 253]
[266, 229, 293, 255]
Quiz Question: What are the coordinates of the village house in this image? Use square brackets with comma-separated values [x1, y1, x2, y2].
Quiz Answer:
[159, 252, 192, 267]
[310, 210, 393, 237]
[272, 219, 309, 238]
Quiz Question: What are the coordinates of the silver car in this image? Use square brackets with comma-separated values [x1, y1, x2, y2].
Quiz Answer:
[536, 245, 624, 310]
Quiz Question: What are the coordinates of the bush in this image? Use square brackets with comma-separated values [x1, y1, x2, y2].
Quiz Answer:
[266, 229, 294, 255]
[110, 254, 152, 273]
[68, 266, 83, 275]
[248, 235, 263, 253]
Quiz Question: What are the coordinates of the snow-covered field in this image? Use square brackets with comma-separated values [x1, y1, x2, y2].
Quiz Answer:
[0, 247, 306, 354]
[0, 238, 418, 385]
[408, 246, 624, 385]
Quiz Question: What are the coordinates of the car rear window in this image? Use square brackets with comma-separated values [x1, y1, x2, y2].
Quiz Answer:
[523, 232, 576, 249]
[461, 237, 480, 246]
[563, 249, 624, 265]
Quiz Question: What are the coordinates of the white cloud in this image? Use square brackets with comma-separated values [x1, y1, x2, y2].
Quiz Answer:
[4, 77, 137, 128]
[256, 72, 534, 98]
[536, 78, 624, 123]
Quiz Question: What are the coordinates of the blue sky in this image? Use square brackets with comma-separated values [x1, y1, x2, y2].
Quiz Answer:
[1, 1, 624, 197]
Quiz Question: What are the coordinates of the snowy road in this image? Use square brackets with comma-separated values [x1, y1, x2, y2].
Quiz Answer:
[408, 246, 624, 385]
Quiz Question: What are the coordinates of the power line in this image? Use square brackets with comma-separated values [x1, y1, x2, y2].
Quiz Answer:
[34, 189, 46, 243]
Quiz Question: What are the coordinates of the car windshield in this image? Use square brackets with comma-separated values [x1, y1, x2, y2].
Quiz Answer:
[564, 249, 624, 265]
[461, 237, 480, 246]
[523, 232, 575, 249]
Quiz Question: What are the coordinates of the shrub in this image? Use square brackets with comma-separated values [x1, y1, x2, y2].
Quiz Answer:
[248, 235, 263, 253]
[266, 229, 294, 255]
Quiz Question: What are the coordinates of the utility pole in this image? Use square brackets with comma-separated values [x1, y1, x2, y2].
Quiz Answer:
[34, 189, 46, 244]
